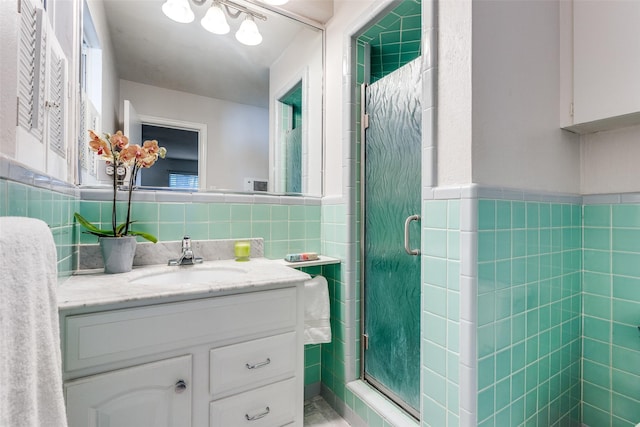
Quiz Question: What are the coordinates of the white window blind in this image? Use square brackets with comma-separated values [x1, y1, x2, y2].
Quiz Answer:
[169, 173, 199, 190]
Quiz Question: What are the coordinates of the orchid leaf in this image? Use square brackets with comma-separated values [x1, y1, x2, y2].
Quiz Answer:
[75, 212, 157, 242]
[116, 222, 128, 235]
[82, 230, 115, 237]
[128, 230, 158, 243]
[74, 213, 113, 235]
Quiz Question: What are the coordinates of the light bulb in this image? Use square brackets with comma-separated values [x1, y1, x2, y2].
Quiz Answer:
[201, 3, 230, 34]
[162, 0, 194, 23]
[235, 15, 262, 46]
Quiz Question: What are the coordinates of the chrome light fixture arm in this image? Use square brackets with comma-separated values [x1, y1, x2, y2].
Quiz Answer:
[218, 0, 267, 21]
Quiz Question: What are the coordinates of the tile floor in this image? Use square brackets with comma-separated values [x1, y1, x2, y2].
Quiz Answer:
[304, 396, 351, 426]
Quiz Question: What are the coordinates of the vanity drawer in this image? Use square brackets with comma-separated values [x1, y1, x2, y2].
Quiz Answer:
[209, 378, 296, 427]
[209, 332, 296, 398]
[64, 287, 297, 372]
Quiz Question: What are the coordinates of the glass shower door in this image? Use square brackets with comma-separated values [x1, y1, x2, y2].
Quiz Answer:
[362, 58, 422, 416]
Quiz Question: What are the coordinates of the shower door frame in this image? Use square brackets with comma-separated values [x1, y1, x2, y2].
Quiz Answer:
[358, 81, 421, 421]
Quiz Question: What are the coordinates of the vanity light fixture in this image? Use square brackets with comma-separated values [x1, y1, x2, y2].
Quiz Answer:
[201, 1, 230, 34]
[235, 15, 262, 45]
[162, 0, 195, 23]
[162, 0, 266, 46]
[260, 0, 289, 5]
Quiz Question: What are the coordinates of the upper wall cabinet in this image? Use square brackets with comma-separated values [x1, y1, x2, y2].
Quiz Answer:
[0, 0, 78, 182]
[560, 0, 640, 134]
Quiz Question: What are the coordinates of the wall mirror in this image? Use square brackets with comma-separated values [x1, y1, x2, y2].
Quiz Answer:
[78, 0, 325, 196]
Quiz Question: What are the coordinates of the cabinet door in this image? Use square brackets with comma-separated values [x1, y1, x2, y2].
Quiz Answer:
[65, 355, 192, 427]
[573, 0, 640, 125]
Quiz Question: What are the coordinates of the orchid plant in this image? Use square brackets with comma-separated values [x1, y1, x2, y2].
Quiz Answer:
[74, 130, 167, 243]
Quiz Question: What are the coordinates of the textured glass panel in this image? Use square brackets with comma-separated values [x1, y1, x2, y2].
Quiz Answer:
[286, 127, 302, 193]
[364, 58, 421, 412]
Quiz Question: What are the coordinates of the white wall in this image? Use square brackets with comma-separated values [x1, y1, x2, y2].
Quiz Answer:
[437, 0, 473, 187]
[323, 0, 376, 197]
[119, 80, 269, 192]
[468, 0, 580, 193]
[581, 125, 640, 195]
[86, 0, 119, 134]
[0, 0, 19, 158]
[269, 26, 323, 196]
[470, 0, 580, 194]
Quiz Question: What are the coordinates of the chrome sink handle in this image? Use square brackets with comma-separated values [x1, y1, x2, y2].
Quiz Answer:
[168, 236, 204, 266]
[404, 215, 421, 256]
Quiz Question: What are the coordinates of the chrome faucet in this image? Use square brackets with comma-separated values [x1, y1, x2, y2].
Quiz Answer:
[168, 236, 203, 266]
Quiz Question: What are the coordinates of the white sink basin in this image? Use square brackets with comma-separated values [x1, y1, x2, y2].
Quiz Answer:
[130, 267, 248, 285]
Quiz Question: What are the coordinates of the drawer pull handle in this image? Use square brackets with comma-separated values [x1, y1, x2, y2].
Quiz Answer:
[246, 358, 271, 370]
[174, 379, 187, 394]
[245, 406, 270, 421]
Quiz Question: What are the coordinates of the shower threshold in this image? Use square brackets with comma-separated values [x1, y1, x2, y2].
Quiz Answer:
[347, 380, 420, 426]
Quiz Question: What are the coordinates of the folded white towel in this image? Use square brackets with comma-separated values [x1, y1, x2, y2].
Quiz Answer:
[304, 275, 332, 345]
[0, 217, 68, 427]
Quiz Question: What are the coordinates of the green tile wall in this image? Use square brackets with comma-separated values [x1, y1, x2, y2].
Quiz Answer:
[305, 344, 322, 386]
[422, 199, 461, 426]
[78, 200, 321, 259]
[583, 204, 640, 427]
[298, 265, 324, 388]
[320, 203, 349, 396]
[358, 0, 422, 83]
[281, 84, 303, 130]
[477, 200, 582, 427]
[0, 178, 78, 276]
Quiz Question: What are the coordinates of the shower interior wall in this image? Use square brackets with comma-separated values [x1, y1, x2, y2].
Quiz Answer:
[318, 2, 427, 426]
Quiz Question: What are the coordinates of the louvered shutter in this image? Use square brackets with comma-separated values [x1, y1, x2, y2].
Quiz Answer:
[34, 9, 46, 138]
[78, 95, 88, 167]
[79, 95, 100, 176]
[17, 0, 35, 129]
[47, 42, 67, 158]
[17, 0, 45, 137]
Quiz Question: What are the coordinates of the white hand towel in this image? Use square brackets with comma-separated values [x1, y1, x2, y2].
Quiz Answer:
[0, 217, 68, 427]
[304, 275, 332, 345]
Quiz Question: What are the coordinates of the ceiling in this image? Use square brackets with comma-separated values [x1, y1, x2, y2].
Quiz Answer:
[101, 0, 331, 108]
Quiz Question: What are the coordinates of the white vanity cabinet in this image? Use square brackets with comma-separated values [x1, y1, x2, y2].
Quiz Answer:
[60, 285, 304, 427]
[561, 0, 640, 133]
[65, 355, 193, 427]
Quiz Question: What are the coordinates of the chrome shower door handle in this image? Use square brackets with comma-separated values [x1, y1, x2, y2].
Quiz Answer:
[404, 215, 421, 255]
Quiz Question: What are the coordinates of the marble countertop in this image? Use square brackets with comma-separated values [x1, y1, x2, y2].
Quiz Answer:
[58, 258, 311, 312]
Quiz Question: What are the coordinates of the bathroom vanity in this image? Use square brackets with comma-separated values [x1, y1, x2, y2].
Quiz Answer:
[57, 259, 309, 427]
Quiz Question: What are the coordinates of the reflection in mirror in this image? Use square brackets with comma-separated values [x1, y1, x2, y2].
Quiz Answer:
[79, 0, 324, 195]
[141, 125, 199, 190]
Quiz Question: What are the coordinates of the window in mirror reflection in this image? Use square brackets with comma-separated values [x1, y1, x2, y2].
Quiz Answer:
[169, 172, 199, 190]
[78, 6, 102, 182]
[278, 82, 303, 193]
[139, 125, 199, 188]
